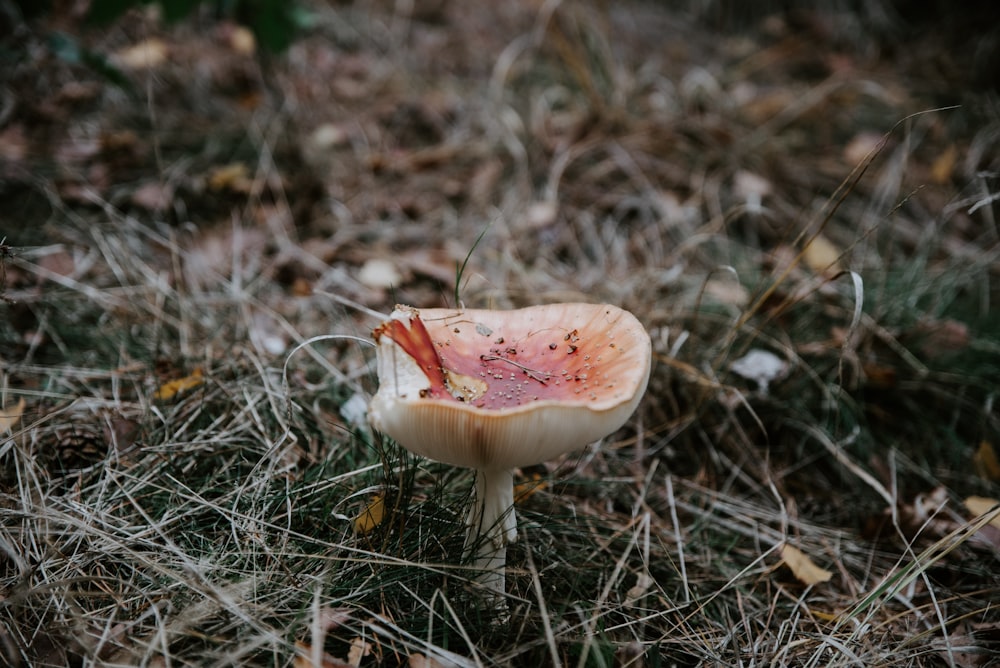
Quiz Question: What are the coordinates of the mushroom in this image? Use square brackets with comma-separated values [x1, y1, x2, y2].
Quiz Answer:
[368, 303, 651, 598]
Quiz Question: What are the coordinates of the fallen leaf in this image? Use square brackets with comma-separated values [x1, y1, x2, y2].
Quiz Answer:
[293, 641, 352, 668]
[809, 610, 839, 622]
[779, 543, 833, 585]
[802, 234, 844, 277]
[625, 572, 654, 604]
[100, 129, 141, 159]
[113, 38, 169, 70]
[930, 144, 958, 184]
[942, 619, 1000, 668]
[208, 162, 253, 193]
[354, 494, 385, 535]
[861, 361, 897, 389]
[964, 497, 1000, 530]
[291, 277, 314, 297]
[0, 398, 26, 431]
[973, 441, 1000, 482]
[153, 368, 204, 400]
[408, 654, 447, 668]
[514, 474, 546, 503]
[346, 637, 371, 666]
[102, 415, 142, 454]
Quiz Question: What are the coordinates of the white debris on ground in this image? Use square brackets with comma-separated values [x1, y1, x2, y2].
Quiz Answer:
[729, 349, 789, 394]
[339, 393, 369, 428]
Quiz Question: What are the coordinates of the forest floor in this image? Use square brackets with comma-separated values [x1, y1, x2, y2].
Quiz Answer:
[1, 1, 1000, 666]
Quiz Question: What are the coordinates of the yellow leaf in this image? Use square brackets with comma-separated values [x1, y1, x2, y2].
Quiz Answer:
[973, 441, 1000, 482]
[514, 474, 546, 503]
[964, 497, 1000, 530]
[208, 162, 253, 193]
[0, 398, 25, 431]
[802, 234, 844, 277]
[354, 494, 385, 535]
[780, 543, 833, 585]
[931, 144, 957, 184]
[153, 368, 204, 400]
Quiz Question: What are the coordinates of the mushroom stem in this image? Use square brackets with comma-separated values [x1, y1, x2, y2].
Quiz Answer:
[464, 468, 516, 596]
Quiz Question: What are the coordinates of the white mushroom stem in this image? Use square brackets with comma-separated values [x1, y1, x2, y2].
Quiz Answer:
[464, 468, 516, 596]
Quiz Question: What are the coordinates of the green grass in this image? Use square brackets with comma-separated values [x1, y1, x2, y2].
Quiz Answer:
[2, 0, 1000, 665]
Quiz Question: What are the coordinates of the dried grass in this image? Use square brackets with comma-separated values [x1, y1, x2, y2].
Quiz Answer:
[2, 0, 999, 666]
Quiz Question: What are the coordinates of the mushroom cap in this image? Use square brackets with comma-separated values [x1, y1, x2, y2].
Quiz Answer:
[368, 303, 651, 470]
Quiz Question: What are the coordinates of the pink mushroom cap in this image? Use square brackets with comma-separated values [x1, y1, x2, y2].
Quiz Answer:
[368, 303, 651, 471]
